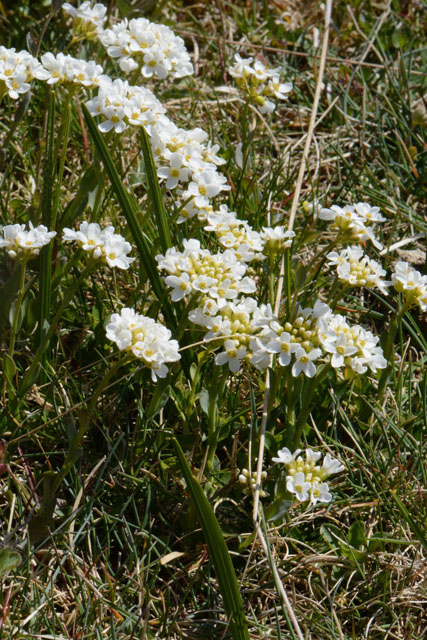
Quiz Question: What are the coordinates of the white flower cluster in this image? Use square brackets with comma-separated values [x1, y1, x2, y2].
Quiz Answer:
[99, 17, 193, 79]
[0, 222, 56, 260]
[62, 1, 107, 39]
[182, 290, 387, 376]
[228, 53, 292, 114]
[62, 221, 135, 269]
[238, 468, 268, 498]
[156, 239, 256, 304]
[106, 307, 180, 381]
[273, 447, 345, 505]
[392, 261, 427, 312]
[250, 299, 387, 376]
[204, 206, 265, 262]
[202, 206, 295, 262]
[0, 46, 49, 100]
[86, 77, 166, 133]
[189, 297, 273, 372]
[319, 202, 385, 249]
[40, 52, 107, 88]
[327, 245, 390, 295]
[260, 226, 296, 254]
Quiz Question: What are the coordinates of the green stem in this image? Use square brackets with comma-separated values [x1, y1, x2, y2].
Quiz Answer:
[2, 261, 28, 400]
[284, 249, 292, 318]
[52, 95, 72, 229]
[17, 263, 94, 401]
[8, 260, 27, 360]
[377, 304, 408, 403]
[327, 277, 346, 310]
[206, 366, 226, 468]
[292, 364, 331, 447]
[268, 255, 275, 304]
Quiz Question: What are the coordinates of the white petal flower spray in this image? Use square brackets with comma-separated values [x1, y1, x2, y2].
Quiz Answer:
[273, 448, 345, 506]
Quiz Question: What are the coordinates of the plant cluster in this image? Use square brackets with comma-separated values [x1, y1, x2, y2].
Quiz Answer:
[0, 1, 425, 637]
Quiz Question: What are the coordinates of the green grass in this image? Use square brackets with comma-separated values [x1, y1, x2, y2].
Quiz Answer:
[0, 1, 426, 638]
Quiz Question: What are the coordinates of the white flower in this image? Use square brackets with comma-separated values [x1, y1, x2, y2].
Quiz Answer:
[215, 339, 247, 372]
[286, 472, 311, 502]
[103, 236, 135, 269]
[98, 105, 127, 133]
[353, 202, 386, 224]
[272, 447, 302, 464]
[391, 261, 427, 311]
[261, 226, 295, 252]
[320, 454, 345, 478]
[62, 2, 107, 38]
[273, 448, 344, 507]
[319, 202, 383, 249]
[62, 221, 134, 269]
[266, 332, 298, 366]
[327, 246, 390, 294]
[310, 481, 332, 505]
[0, 46, 49, 99]
[292, 347, 321, 378]
[0, 222, 56, 260]
[99, 17, 193, 80]
[228, 53, 254, 79]
[266, 76, 292, 100]
[323, 332, 358, 368]
[157, 152, 190, 189]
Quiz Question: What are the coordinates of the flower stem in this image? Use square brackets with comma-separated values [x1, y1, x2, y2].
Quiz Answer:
[377, 304, 408, 403]
[206, 366, 226, 468]
[8, 260, 27, 361]
[2, 260, 28, 400]
[17, 263, 94, 402]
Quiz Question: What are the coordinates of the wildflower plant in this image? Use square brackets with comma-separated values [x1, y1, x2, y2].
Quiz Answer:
[0, 2, 425, 637]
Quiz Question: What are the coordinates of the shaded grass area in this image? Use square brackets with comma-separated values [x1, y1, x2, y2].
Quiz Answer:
[0, 0, 426, 638]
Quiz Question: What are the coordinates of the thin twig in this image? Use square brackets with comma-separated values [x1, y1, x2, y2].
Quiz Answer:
[251, 2, 333, 639]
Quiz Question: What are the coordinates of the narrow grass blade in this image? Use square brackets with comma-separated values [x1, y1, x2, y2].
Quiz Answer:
[82, 105, 171, 319]
[173, 438, 250, 640]
[139, 127, 172, 252]
[389, 490, 427, 552]
[37, 91, 55, 354]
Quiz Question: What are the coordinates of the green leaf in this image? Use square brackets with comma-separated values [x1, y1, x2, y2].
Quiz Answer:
[264, 498, 292, 522]
[139, 126, 172, 253]
[2, 354, 16, 383]
[82, 106, 173, 323]
[348, 520, 366, 550]
[59, 165, 98, 230]
[0, 548, 21, 577]
[173, 438, 250, 640]
[29, 471, 58, 545]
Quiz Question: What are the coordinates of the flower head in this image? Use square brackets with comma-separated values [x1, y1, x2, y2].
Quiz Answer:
[273, 448, 345, 506]
[106, 307, 180, 381]
[0, 222, 56, 260]
[391, 261, 427, 312]
[62, 221, 135, 269]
